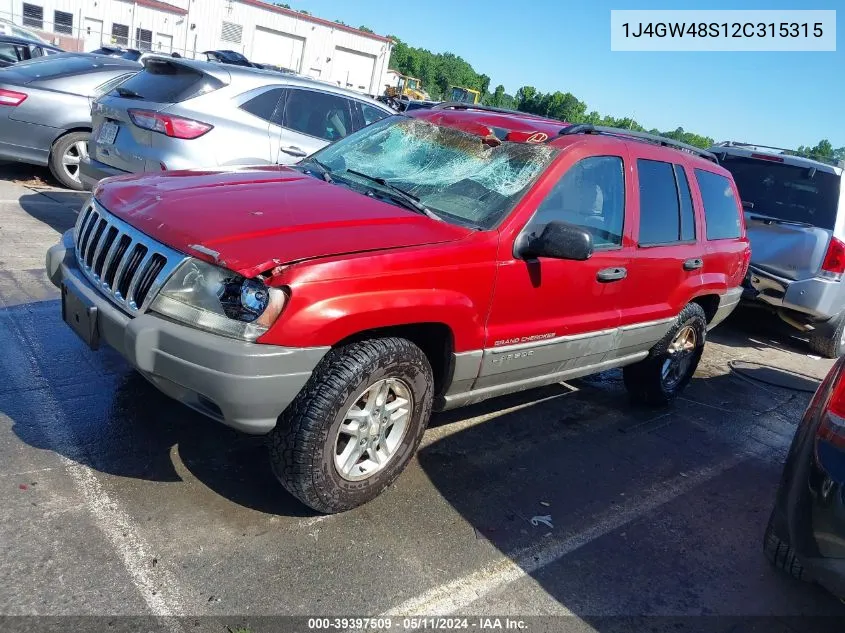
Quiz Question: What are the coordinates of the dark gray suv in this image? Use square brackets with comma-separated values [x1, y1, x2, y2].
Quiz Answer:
[712, 142, 845, 356]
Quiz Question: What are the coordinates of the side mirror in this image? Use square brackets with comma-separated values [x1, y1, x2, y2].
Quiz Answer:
[517, 221, 593, 261]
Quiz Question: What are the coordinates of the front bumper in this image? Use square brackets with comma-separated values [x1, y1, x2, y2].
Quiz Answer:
[742, 265, 845, 322]
[46, 230, 328, 434]
[79, 156, 129, 191]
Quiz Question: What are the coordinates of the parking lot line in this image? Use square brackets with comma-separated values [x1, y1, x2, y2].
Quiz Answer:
[1, 298, 189, 628]
[380, 453, 748, 617]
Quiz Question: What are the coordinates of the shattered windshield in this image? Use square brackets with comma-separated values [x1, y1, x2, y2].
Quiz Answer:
[310, 116, 557, 228]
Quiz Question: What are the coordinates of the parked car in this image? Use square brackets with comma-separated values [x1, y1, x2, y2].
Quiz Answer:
[712, 142, 845, 357]
[765, 356, 845, 600]
[0, 53, 139, 189]
[47, 110, 749, 513]
[0, 17, 51, 44]
[203, 49, 255, 67]
[0, 34, 62, 68]
[80, 57, 394, 189]
[89, 45, 180, 63]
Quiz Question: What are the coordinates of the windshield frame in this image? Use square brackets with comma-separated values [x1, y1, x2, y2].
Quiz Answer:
[306, 115, 559, 230]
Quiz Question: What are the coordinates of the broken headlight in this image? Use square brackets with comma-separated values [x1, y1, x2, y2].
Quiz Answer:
[150, 258, 286, 341]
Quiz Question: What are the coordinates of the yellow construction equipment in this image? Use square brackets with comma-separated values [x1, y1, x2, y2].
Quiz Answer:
[385, 74, 428, 101]
[450, 86, 481, 104]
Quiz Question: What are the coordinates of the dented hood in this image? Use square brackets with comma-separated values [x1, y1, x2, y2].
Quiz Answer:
[93, 166, 472, 277]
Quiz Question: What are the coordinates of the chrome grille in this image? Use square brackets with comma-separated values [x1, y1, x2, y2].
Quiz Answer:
[73, 201, 188, 314]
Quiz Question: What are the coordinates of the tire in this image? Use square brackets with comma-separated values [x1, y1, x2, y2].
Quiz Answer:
[623, 302, 707, 406]
[763, 513, 806, 581]
[48, 131, 89, 191]
[268, 337, 434, 513]
[808, 312, 845, 359]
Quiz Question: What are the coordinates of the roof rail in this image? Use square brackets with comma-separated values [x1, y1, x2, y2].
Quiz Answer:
[560, 124, 718, 163]
[431, 102, 559, 121]
[713, 141, 844, 169]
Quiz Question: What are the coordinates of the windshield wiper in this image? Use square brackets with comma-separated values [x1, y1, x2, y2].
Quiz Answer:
[116, 87, 145, 99]
[344, 169, 442, 221]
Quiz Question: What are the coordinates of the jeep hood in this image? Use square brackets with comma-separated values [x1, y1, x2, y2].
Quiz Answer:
[93, 166, 472, 277]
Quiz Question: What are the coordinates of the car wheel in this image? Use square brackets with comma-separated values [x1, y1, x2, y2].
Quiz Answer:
[763, 512, 806, 581]
[623, 302, 707, 405]
[48, 131, 89, 191]
[808, 312, 845, 359]
[268, 337, 434, 513]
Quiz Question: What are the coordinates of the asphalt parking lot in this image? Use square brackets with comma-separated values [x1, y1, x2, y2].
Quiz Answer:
[2, 164, 845, 633]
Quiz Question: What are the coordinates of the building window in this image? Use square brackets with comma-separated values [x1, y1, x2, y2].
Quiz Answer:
[111, 23, 129, 46]
[22, 3, 43, 29]
[135, 28, 152, 51]
[54, 10, 73, 35]
[221, 21, 243, 44]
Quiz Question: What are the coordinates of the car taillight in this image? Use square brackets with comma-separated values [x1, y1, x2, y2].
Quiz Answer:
[819, 364, 845, 450]
[128, 109, 212, 139]
[0, 89, 27, 106]
[820, 237, 845, 281]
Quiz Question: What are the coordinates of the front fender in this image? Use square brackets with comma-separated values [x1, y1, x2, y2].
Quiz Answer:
[259, 289, 486, 351]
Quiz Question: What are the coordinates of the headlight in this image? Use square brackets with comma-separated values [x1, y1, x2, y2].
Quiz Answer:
[150, 258, 287, 341]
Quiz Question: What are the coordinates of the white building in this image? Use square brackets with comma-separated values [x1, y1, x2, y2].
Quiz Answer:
[0, 0, 394, 95]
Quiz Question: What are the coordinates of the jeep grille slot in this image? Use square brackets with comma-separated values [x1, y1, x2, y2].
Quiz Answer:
[72, 202, 187, 314]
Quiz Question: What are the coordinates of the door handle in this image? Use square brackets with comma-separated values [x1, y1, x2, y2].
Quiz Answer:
[683, 258, 703, 271]
[280, 145, 307, 157]
[597, 267, 627, 282]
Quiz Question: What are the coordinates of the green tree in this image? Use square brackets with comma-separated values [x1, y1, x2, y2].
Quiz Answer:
[359, 25, 374, 33]
[334, 19, 347, 26]
[274, 2, 290, 7]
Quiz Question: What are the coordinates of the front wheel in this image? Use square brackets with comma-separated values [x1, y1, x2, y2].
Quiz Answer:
[623, 302, 707, 405]
[268, 337, 434, 513]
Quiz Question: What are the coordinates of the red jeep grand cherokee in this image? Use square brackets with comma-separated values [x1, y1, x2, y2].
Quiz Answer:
[46, 104, 750, 513]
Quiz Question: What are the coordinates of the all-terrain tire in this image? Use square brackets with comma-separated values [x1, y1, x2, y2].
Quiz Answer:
[763, 513, 806, 581]
[48, 131, 90, 191]
[268, 337, 434, 514]
[623, 302, 707, 406]
[808, 312, 845, 359]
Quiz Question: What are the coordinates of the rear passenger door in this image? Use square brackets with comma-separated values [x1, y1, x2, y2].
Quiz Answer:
[620, 149, 704, 327]
[274, 88, 356, 164]
[239, 86, 286, 164]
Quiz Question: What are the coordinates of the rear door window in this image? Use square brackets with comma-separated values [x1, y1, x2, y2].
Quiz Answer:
[110, 62, 223, 103]
[93, 72, 134, 98]
[675, 164, 696, 241]
[0, 42, 23, 64]
[240, 88, 285, 123]
[282, 89, 354, 141]
[637, 159, 682, 245]
[719, 155, 840, 230]
[695, 169, 743, 240]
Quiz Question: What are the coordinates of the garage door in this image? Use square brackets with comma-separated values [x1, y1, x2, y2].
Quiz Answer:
[330, 47, 376, 94]
[251, 27, 304, 72]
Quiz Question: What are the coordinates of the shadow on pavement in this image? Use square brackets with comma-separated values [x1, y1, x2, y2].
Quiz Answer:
[17, 193, 86, 236]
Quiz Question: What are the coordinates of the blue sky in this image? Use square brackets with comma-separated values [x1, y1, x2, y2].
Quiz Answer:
[297, 0, 843, 150]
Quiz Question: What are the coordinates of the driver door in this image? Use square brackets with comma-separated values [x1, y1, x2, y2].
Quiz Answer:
[479, 149, 634, 390]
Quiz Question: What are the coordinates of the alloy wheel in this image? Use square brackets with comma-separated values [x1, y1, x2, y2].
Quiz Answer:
[661, 325, 697, 390]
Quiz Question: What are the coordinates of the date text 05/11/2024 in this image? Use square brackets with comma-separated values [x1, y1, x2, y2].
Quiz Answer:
[306, 617, 529, 630]
[621, 22, 824, 38]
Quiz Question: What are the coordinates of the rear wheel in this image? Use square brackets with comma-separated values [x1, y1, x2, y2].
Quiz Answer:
[624, 302, 707, 405]
[808, 312, 845, 358]
[268, 337, 434, 513]
[49, 131, 89, 190]
[763, 512, 806, 581]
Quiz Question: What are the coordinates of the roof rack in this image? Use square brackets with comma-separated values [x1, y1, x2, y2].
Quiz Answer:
[559, 124, 718, 163]
[713, 141, 844, 169]
[431, 102, 559, 121]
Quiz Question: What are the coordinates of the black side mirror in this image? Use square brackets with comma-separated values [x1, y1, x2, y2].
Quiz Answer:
[517, 221, 593, 261]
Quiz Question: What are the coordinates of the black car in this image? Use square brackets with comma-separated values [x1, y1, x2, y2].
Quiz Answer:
[0, 34, 63, 68]
[203, 49, 255, 67]
[766, 356, 845, 599]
